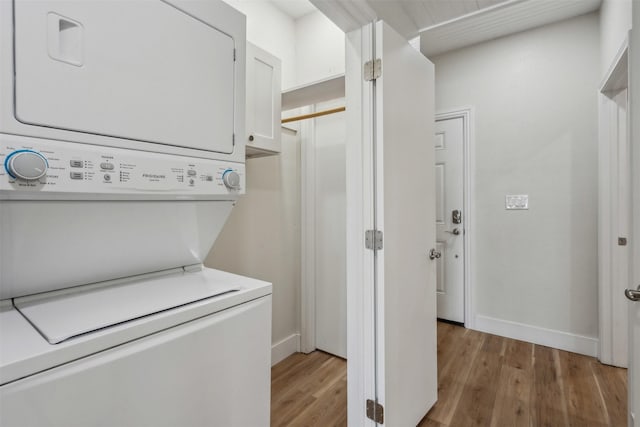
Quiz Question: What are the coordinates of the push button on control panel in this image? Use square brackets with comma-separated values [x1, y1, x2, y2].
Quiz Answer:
[70, 160, 83, 168]
[70, 172, 83, 180]
[100, 163, 114, 170]
[187, 170, 197, 176]
[104, 174, 111, 181]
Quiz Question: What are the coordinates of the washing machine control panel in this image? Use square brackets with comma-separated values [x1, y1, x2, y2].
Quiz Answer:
[0, 135, 245, 199]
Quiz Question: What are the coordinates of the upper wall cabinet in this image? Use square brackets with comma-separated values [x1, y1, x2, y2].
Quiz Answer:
[246, 42, 282, 157]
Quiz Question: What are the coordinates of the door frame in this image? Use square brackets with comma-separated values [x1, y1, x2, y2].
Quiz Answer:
[597, 34, 630, 367]
[435, 107, 476, 329]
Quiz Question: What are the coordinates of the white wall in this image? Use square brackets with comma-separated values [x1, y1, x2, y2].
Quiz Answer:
[221, 0, 297, 89]
[432, 13, 600, 353]
[600, 0, 632, 75]
[295, 11, 345, 85]
[207, 0, 301, 363]
[207, 3, 345, 364]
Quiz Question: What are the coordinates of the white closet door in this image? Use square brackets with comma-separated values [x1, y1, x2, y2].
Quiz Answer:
[14, 0, 235, 154]
[313, 99, 347, 359]
[346, 20, 437, 426]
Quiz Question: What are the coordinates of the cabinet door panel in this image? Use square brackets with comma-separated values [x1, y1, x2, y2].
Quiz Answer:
[246, 42, 281, 156]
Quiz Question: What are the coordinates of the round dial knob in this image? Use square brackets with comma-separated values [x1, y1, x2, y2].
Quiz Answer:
[222, 169, 241, 190]
[5, 150, 49, 181]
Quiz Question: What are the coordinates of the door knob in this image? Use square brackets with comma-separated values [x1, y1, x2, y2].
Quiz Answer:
[444, 228, 460, 235]
[625, 285, 640, 302]
[429, 249, 441, 260]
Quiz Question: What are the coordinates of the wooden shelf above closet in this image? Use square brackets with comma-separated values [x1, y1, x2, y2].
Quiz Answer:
[281, 74, 345, 111]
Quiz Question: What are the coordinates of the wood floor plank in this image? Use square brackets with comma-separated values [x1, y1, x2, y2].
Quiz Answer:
[559, 351, 609, 426]
[426, 329, 485, 425]
[271, 322, 627, 427]
[287, 378, 347, 427]
[489, 365, 531, 427]
[504, 338, 534, 372]
[591, 361, 628, 427]
[447, 343, 503, 426]
[531, 345, 570, 427]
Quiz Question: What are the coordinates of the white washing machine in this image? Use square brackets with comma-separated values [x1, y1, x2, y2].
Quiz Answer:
[0, 0, 272, 425]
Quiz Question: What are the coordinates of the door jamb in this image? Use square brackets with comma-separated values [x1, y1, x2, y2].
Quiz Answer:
[435, 107, 476, 329]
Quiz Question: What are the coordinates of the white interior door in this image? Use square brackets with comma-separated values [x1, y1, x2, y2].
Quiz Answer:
[346, 20, 437, 426]
[435, 117, 465, 323]
[374, 21, 437, 425]
[629, 15, 640, 426]
[313, 99, 347, 359]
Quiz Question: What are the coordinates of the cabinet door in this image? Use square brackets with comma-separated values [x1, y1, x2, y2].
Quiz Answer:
[246, 42, 281, 156]
[14, 0, 236, 154]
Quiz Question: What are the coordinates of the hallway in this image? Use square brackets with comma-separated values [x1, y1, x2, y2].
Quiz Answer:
[271, 322, 627, 426]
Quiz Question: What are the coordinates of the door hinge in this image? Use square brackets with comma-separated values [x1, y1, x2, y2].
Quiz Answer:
[233, 48, 236, 62]
[365, 230, 383, 250]
[366, 399, 384, 424]
[364, 59, 382, 81]
[232, 133, 235, 145]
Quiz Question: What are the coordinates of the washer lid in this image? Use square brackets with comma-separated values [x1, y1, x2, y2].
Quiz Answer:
[13, 268, 240, 344]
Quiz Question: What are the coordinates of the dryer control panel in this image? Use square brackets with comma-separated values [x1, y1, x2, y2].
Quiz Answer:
[0, 135, 245, 200]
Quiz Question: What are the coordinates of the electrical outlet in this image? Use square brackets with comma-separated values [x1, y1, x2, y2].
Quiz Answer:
[506, 195, 528, 210]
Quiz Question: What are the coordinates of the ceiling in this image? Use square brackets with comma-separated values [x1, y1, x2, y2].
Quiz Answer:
[270, 0, 317, 19]
[420, 0, 601, 56]
[310, 0, 602, 56]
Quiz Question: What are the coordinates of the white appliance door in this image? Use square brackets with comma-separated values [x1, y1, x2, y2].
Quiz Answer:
[0, 296, 272, 427]
[14, 0, 235, 154]
[346, 20, 437, 425]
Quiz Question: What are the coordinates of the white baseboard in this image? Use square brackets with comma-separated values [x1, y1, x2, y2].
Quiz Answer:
[474, 315, 599, 357]
[271, 333, 300, 366]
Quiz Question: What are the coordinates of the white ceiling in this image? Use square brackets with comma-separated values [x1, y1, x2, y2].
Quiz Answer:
[270, 0, 317, 19]
[420, 0, 602, 56]
[310, 0, 602, 55]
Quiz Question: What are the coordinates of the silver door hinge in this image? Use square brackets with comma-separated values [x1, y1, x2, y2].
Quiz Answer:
[366, 399, 384, 424]
[365, 230, 383, 250]
[232, 133, 236, 145]
[233, 48, 236, 61]
[364, 59, 382, 81]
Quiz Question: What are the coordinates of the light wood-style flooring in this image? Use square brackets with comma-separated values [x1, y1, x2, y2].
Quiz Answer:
[271, 321, 627, 427]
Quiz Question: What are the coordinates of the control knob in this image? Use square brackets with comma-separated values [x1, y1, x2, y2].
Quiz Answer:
[5, 150, 49, 181]
[222, 169, 241, 190]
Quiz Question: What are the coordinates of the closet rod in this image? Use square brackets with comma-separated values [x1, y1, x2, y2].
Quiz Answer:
[281, 106, 345, 124]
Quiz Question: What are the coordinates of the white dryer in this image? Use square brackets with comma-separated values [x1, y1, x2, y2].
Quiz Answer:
[0, 0, 272, 425]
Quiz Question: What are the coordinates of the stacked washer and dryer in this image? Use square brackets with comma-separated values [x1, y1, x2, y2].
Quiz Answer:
[0, 0, 272, 425]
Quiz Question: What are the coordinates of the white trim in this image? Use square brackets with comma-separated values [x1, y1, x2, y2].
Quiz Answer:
[300, 105, 317, 354]
[346, 24, 377, 427]
[475, 315, 599, 357]
[435, 106, 476, 329]
[271, 333, 301, 366]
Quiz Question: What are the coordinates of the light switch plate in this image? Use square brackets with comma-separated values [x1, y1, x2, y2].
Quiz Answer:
[506, 195, 528, 210]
